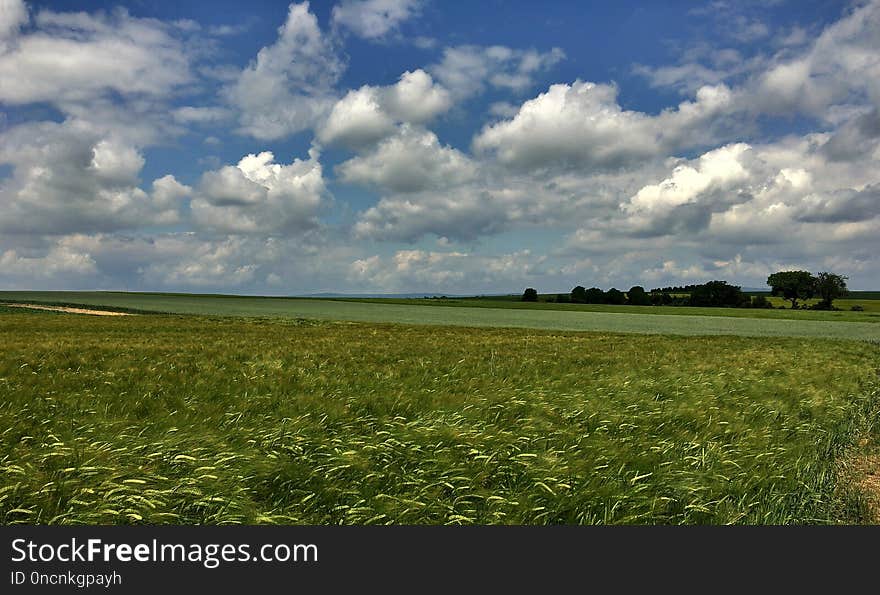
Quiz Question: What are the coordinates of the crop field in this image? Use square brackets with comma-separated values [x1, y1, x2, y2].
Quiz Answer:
[342, 296, 880, 318]
[1, 291, 880, 341]
[1, 310, 878, 524]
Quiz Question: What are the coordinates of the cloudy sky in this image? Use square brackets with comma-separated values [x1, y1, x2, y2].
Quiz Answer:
[1, 0, 878, 294]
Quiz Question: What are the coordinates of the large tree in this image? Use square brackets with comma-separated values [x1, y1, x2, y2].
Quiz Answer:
[521, 287, 538, 302]
[767, 270, 816, 309]
[570, 286, 587, 303]
[689, 280, 745, 307]
[605, 288, 626, 305]
[627, 286, 651, 306]
[814, 272, 848, 309]
[583, 287, 604, 303]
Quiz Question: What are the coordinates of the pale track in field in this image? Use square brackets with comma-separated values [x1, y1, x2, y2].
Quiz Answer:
[4, 303, 133, 316]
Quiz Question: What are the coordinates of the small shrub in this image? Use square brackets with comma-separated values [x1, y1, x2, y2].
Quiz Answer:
[851, 304, 864, 312]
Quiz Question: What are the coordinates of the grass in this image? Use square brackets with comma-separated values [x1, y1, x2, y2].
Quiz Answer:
[1, 311, 878, 524]
[1, 291, 879, 341]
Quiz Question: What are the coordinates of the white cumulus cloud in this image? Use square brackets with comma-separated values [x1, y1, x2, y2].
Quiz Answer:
[348, 249, 543, 293]
[331, 0, 422, 40]
[0, 0, 28, 48]
[0, 5, 192, 106]
[430, 45, 565, 101]
[0, 121, 187, 234]
[336, 125, 475, 193]
[318, 69, 451, 148]
[191, 149, 328, 234]
[473, 81, 735, 172]
[224, 2, 343, 140]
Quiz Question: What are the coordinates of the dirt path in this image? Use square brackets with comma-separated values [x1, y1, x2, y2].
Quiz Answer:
[3, 303, 134, 316]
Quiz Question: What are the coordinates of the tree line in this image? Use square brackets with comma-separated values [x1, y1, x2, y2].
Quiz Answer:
[521, 270, 850, 310]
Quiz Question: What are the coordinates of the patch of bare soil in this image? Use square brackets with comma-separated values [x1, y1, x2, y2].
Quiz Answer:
[4, 303, 134, 316]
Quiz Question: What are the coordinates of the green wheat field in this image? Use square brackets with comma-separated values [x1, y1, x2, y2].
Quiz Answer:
[1, 293, 879, 524]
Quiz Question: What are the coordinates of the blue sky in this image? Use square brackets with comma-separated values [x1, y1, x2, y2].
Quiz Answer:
[1, 0, 878, 293]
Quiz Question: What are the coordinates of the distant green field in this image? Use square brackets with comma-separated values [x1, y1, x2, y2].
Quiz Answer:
[711, 291, 880, 301]
[339, 296, 880, 319]
[442, 291, 880, 313]
[1, 312, 877, 524]
[766, 297, 880, 312]
[477, 291, 880, 302]
[1, 291, 880, 340]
